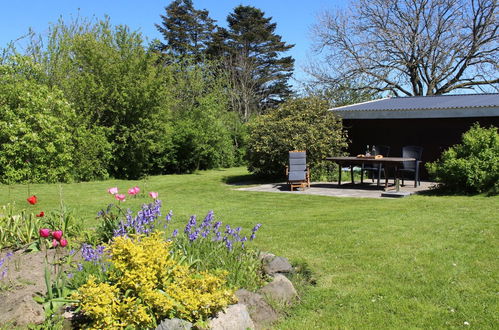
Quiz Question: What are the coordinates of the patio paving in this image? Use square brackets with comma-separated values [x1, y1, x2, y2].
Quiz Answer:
[234, 180, 436, 198]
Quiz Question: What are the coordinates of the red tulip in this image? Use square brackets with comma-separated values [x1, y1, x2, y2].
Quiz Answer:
[39, 228, 50, 238]
[52, 230, 63, 241]
[60, 238, 68, 247]
[27, 195, 37, 205]
[36, 211, 44, 217]
[52, 239, 59, 248]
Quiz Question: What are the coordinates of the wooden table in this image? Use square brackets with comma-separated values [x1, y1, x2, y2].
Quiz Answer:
[326, 156, 416, 190]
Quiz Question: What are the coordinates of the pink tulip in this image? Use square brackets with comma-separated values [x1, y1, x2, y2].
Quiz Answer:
[115, 194, 126, 202]
[60, 238, 68, 247]
[128, 186, 140, 195]
[149, 191, 159, 199]
[52, 239, 59, 248]
[108, 187, 118, 195]
[39, 228, 50, 238]
[52, 230, 63, 241]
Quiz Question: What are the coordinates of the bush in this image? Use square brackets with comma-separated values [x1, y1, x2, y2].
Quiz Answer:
[72, 233, 236, 328]
[426, 123, 499, 194]
[0, 56, 111, 183]
[246, 97, 348, 180]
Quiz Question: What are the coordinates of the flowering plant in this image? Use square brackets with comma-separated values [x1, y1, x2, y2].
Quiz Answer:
[72, 233, 236, 328]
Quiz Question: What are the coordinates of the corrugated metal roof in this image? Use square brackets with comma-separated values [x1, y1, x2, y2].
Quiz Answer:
[329, 93, 499, 119]
[330, 93, 499, 111]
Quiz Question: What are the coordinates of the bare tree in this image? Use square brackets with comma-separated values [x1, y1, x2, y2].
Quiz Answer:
[222, 53, 264, 121]
[309, 0, 498, 96]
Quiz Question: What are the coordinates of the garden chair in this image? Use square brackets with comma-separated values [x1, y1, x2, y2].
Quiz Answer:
[361, 145, 390, 186]
[286, 150, 310, 191]
[400, 146, 423, 187]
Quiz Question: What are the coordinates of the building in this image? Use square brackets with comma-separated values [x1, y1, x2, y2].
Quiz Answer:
[330, 93, 499, 178]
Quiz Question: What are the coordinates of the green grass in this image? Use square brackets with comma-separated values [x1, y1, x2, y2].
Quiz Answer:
[1, 167, 498, 329]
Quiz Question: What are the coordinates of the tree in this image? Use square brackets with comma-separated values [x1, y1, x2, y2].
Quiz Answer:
[246, 97, 348, 180]
[155, 0, 215, 59]
[209, 6, 295, 120]
[310, 0, 499, 96]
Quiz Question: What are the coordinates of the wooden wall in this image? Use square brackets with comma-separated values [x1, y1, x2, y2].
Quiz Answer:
[342, 116, 499, 179]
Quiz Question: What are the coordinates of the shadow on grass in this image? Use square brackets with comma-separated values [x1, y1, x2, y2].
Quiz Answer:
[223, 173, 280, 186]
[416, 184, 498, 197]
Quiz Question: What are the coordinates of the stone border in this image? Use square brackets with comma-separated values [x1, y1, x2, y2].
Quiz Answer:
[156, 253, 297, 330]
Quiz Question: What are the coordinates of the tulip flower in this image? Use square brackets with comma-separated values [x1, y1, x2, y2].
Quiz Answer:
[52, 239, 59, 248]
[27, 195, 37, 205]
[60, 238, 68, 247]
[149, 191, 159, 199]
[115, 194, 126, 202]
[36, 211, 44, 217]
[128, 186, 140, 195]
[52, 230, 63, 241]
[39, 228, 50, 238]
[108, 187, 118, 195]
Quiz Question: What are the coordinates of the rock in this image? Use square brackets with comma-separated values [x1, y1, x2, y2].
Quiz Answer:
[155, 318, 193, 330]
[261, 255, 293, 275]
[236, 289, 279, 329]
[0, 295, 45, 326]
[258, 274, 297, 305]
[208, 303, 254, 330]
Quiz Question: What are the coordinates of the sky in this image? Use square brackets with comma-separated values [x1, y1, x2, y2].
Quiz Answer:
[0, 0, 347, 87]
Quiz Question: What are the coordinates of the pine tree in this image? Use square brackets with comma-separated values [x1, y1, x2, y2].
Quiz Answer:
[208, 6, 295, 119]
[155, 0, 215, 59]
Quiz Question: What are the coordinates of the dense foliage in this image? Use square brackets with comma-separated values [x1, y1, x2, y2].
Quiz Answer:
[0, 58, 110, 183]
[1, 17, 246, 183]
[247, 97, 348, 180]
[427, 124, 499, 195]
[73, 233, 236, 328]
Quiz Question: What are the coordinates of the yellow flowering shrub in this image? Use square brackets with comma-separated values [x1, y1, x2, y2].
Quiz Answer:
[72, 233, 236, 328]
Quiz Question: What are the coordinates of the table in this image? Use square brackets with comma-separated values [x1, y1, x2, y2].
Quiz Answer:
[326, 156, 416, 190]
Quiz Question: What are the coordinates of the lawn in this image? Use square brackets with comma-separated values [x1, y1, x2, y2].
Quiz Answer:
[1, 167, 498, 329]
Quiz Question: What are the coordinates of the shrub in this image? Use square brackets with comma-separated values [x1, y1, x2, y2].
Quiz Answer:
[72, 233, 236, 328]
[426, 123, 499, 194]
[0, 56, 111, 183]
[247, 97, 348, 180]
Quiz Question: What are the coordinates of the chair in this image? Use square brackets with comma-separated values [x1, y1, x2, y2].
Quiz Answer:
[361, 145, 390, 186]
[286, 150, 310, 191]
[400, 146, 423, 187]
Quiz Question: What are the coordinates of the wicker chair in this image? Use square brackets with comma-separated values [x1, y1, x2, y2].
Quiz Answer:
[286, 151, 310, 191]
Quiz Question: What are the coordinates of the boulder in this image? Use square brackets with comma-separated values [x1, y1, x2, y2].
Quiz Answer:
[261, 255, 293, 275]
[156, 318, 193, 330]
[208, 303, 254, 330]
[236, 289, 279, 329]
[258, 274, 297, 305]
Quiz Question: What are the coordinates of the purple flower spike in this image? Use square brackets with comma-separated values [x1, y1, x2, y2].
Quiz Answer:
[172, 229, 178, 237]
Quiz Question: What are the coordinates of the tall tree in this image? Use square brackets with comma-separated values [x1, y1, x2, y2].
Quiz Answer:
[309, 0, 498, 96]
[155, 0, 215, 59]
[208, 5, 295, 120]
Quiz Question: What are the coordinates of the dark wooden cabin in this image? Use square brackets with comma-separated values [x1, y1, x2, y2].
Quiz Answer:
[330, 94, 499, 179]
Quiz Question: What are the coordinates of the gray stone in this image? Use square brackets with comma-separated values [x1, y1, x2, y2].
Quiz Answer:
[262, 255, 294, 275]
[208, 303, 254, 330]
[156, 318, 193, 330]
[258, 274, 297, 305]
[236, 289, 279, 329]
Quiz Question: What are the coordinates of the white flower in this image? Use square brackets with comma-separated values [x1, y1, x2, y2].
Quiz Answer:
[464, 321, 470, 326]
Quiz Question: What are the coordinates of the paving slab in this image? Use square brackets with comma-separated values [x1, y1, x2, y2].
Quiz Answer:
[234, 180, 435, 199]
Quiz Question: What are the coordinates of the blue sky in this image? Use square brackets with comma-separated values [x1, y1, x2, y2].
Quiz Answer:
[0, 0, 346, 85]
